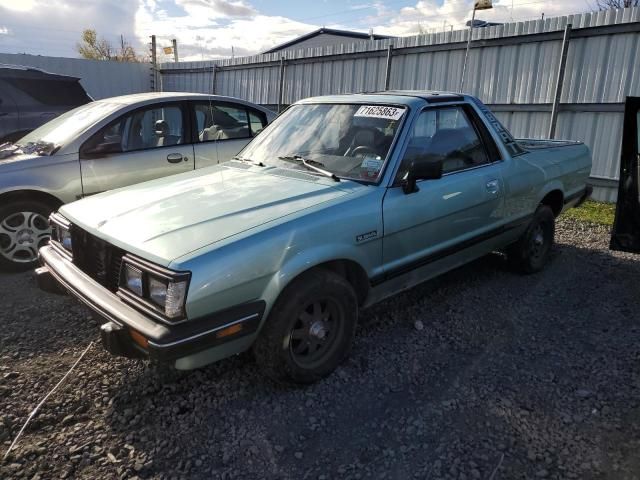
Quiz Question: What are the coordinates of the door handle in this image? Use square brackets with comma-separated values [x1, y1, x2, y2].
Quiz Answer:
[167, 153, 183, 163]
[486, 179, 500, 194]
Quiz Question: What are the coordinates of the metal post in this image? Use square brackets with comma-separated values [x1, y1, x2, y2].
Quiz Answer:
[172, 38, 178, 63]
[384, 44, 394, 91]
[210, 65, 216, 94]
[150, 35, 157, 92]
[459, 6, 477, 93]
[549, 23, 572, 139]
[277, 56, 286, 113]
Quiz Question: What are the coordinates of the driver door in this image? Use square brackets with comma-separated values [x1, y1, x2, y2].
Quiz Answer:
[611, 97, 640, 253]
[79, 101, 194, 196]
[381, 105, 505, 279]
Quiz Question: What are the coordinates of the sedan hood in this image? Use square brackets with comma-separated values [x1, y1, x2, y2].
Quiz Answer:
[60, 163, 357, 265]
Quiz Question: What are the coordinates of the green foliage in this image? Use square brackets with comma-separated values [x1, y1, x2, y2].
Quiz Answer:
[562, 200, 616, 226]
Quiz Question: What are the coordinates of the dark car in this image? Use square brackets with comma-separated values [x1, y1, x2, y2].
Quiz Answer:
[0, 64, 92, 144]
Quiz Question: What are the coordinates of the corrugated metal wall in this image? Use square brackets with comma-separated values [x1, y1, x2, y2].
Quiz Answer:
[0, 53, 151, 100]
[160, 7, 640, 202]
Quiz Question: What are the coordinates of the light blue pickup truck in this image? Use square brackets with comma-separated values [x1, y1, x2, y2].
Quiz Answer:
[37, 91, 592, 383]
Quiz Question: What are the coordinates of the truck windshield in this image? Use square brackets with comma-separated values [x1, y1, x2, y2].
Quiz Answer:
[238, 103, 406, 183]
[17, 101, 121, 149]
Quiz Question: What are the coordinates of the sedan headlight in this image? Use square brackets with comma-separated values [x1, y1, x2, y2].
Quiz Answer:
[49, 213, 72, 255]
[119, 255, 190, 322]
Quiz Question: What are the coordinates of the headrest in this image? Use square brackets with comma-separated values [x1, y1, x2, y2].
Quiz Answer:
[154, 120, 169, 137]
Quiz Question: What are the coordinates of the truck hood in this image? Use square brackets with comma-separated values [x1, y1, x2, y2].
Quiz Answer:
[60, 164, 358, 265]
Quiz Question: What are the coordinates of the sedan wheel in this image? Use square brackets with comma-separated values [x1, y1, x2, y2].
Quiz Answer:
[0, 201, 54, 272]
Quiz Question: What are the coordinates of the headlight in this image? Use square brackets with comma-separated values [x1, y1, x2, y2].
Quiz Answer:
[124, 264, 143, 297]
[119, 255, 190, 322]
[50, 214, 72, 254]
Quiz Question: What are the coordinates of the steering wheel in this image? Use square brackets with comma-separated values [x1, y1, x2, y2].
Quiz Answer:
[349, 146, 378, 158]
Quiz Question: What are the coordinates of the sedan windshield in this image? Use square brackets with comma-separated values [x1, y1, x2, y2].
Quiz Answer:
[238, 103, 406, 182]
[17, 101, 121, 148]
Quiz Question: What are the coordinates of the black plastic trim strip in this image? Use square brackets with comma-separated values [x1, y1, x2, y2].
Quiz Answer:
[370, 215, 533, 286]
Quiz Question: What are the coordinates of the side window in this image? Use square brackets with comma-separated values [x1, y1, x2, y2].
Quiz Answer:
[84, 104, 184, 154]
[248, 110, 267, 135]
[400, 106, 490, 176]
[195, 102, 251, 141]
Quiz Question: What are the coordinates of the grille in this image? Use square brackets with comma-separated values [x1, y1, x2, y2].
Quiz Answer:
[71, 228, 125, 293]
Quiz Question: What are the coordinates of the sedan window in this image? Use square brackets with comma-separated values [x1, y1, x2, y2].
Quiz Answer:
[82, 104, 184, 155]
[195, 102, 251, 142]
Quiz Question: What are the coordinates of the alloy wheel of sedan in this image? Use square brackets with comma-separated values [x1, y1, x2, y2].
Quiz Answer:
[0, 211, 51, 264]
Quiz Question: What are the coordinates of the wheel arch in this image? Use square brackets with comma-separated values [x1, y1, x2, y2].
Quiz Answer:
[263, 256, 372, 318]
[0, 189, 64, 211]
[539, 188, 564, 217]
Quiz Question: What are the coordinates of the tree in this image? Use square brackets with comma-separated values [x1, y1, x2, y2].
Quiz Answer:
[77, 29, 141, 62]
[596, 0, 640, 9]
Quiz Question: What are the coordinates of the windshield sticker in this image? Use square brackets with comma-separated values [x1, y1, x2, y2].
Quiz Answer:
[355, 106, 405, 121]
[360, 157, 384, 179]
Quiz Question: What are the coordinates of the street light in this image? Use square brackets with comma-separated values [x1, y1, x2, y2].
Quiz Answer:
[459, 0, 493, 93]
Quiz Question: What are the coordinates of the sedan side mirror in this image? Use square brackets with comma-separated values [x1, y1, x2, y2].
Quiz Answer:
[402, 159, 443, 194]
[80, 138, 123, 158]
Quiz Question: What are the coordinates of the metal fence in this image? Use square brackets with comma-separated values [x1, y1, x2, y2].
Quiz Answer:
[160, 7, 640, 202]
[0, 53, 151, 100]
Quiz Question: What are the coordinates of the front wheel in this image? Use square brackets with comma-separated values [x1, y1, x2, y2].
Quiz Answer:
[507, 204, 555, 274]
[253, 269, 358, 384]
[0, 201, 54, 272]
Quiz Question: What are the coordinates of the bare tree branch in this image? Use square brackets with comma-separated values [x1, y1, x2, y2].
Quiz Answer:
[76, 29, 144, 62]
[596, 0, 640, 9]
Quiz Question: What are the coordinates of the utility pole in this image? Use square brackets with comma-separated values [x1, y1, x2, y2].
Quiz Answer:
[172, 38, 178, 62]
[150, 35, 157, 92]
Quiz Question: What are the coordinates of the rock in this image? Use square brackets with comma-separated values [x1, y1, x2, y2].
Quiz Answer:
[62, 414, 75, 426]
[4, 372, 19, 380]
[414, 320, 424, 331]
[295, 451, 303, 459]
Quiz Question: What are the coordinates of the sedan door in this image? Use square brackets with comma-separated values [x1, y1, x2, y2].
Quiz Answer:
[611, 97, 640, 253]
[79, 101, 194, 196]
[192, 100, 268, 167]
[381, 105, 505, 280]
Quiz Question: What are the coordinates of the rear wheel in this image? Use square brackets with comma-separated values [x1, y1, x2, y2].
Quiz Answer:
[0, 200, 54, 272]
[507, 205, 555, 274]
[253, 269, 358, 384]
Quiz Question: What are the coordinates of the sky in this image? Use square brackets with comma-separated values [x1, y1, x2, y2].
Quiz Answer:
[0, 0, 600, 61]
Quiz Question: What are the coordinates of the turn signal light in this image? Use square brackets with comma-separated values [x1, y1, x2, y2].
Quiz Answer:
[130, 329, 149, 349]
[215, 323, 243, 339]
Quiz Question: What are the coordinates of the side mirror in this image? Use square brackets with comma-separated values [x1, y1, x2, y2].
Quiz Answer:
[402, 159, 443, 194]
[81, 139, 122, 158]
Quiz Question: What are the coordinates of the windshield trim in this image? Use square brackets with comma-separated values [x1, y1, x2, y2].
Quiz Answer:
[238, 101, 412, 186]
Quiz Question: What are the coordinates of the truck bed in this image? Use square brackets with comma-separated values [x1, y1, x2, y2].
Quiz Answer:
[516, 138, 583, 150]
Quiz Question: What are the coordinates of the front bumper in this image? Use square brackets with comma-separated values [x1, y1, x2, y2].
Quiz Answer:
[38, 245, 265, 363]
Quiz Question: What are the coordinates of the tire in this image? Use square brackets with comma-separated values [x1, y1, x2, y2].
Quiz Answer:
[253, 269, 358, 384]
[507, 204, 555, 274]
[0, 200, 55, 272]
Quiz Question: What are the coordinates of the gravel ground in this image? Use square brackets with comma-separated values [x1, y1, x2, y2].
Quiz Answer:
[1, 217, 639, 480]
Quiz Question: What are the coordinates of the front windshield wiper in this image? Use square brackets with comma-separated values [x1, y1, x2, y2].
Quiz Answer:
[278, 155, 340, 182]
[232, 156, 265, 167]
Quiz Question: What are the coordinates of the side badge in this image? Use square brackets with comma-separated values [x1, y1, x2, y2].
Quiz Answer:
[356, 230, 378, 243]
